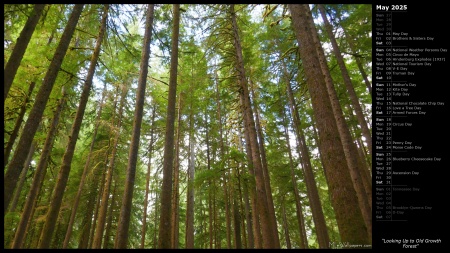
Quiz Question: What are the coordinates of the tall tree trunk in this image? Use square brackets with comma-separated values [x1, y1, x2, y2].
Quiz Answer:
[238, 124, 262, 249]
[185, 102, 195, 248]
[141, 105, 156, 249]
[303, 4, 372, 240]
[281, 106, 308, 249]
[62, 82, 109, 249]
[4, 4, 83, 215]
[158, 4, 180, 249]
[88, 169, 106, 248]
[37, 5, 106, 248]
[11, 90, 67, 249]
[8, 141, 36, 213]
[230, 4, 278, 248]
[281, 204, 292, 249]
[231, 174, 242, 249]
[114, 4, 154, 248]
[318, 4, 372, 156]
[92, 84, 127, 249]
[249, 79, 280, 246]
[103, 178, 117, 249]
[4, 4, 45, 102]
[4, 81, 36, 167]
[171, 93, 182, 249]
[288, 4, 369, 245]
[214, 71, 232, 249]
[284, 70, 330, 249]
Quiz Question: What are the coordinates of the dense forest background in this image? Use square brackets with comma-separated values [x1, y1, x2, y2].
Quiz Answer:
[4, 4, 372, 249]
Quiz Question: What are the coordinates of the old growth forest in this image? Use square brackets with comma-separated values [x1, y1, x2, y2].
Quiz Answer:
[4, 4, 372, 249]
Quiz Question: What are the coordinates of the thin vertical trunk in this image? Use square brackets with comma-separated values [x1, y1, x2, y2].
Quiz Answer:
[115, 4, 154, 248]
[288, 4, 369, 245]
[282, 106, 308, 249]
[8, 142, 36, 213]
[158, 4, 180, 249]
[141, 106, 156, 249]
[4, 4, 45, 101]
[4, 81, 36, 167]
[285, 72, 330, 248]
[171, 93, 182, 249]
[103, 178, 118, 249]
[62, 82, 109, 248]
[11, 90, 67, 249]
[304, 4, 372, 240]
[4, 4, 84, 215]
[318, 4, 372, 156]
[282, 204, 292, 249]
[205, 111, 213, 249]
[38, 5, 106, 247]
[88, 169, 105, 248]
[230, 4, 278, 248]
[92, 85, 127, 249]
[185, 102, 195, 248]
[231, 175, 242, 249]
[249, 79, 279, 246]
[239, 124, 262, 249]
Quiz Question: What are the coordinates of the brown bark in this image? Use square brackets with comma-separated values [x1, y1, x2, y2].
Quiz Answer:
[8, 142, 36, 213]
[288, 4, 369, 245]
[4, 4, 45, 102]
[171, 93, 182, 248]
[284, 66, 330, 248]
[318, 4, 372, 156]
[249, 79, 280, 246]
[62, 82, 109, 249]
[92, 85, 127, 249]
[114, 5, 154, 248]
[4, 81, 36, 167]
[281, 204, 292, 249]
[4, 4, 84, 215]
[304, 4, 372, 240]
[230, 4, 278, 248]
[158, 4, 180, 249]
[11, 89, 67, 249]
[141, 105, 156, 249]
[185, 102, 195, 248]
[37, 5, 106, 248]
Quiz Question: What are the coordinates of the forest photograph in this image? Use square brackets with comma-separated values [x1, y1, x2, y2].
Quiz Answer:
[4, 4, 372, 249]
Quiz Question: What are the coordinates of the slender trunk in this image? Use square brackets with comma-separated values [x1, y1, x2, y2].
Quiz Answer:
[304, 4, 372, 240]
[4, 4, 84, 215]
[8, 142, 36, 213]
[239, 124, 262, 249]
[11, 90, 67, 249]
[318, 4, 372, 156]
[114, 5, 154, 248]
[92, 85, 127, 249]
[62, 82, 108, 248]
[141, 106, 156, 249]
[231, 175, 242, 249]
[103, 178, 118, 249]
[249, 79, 279, 246]
[88, 169, 105, 248]
[158, 4, 180, 248]
[4, 4, 45, 101]
[282, 106, 308, 249]
[285, 73, 330, 248]
[38, 5, 106, 247]
[185, 103, 195, 248]
[288, 4, 369, 245]
[4, 81, 36, 167]
[282, 204, 292, 249]
[171, 93, 182, 249]
[230, 4, 278, 248]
